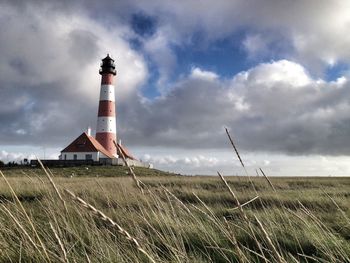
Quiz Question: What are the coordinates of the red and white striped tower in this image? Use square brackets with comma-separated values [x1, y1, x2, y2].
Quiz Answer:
[95, 54, 118, 157]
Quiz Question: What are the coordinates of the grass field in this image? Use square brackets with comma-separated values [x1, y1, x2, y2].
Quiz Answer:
[0, 166, 349, 262]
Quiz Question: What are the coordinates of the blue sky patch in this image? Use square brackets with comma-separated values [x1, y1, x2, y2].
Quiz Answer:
[131, 13, 157, 38]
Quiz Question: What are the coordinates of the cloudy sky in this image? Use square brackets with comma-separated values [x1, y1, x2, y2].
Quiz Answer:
[1, 0, 350, 176]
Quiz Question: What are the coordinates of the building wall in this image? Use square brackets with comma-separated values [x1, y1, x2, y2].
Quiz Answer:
[113, 158, 153, 168]
[58, 153, 151, 168]
[99, 152, 110, 159]
[60, 152, 99, 161]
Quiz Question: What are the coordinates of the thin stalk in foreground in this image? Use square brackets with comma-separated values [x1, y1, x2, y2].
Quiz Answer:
[225, 127, 245, 168]
[37, 158, 67, 210]
[1, 204, 44, 259]
[217, 171, 268, 263]
[259, 168, 276, 192]
[254, 216, 287, 263]
[223, 217, 249, 263]
[224, 128, 259, 194]
[64, 189, 156, 263]
[49, 221, 68, 263]
[113, 140, 144, 194]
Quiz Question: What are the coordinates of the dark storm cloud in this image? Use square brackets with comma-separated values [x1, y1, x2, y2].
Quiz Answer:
[0, 9, 99, 146]
[0, 79, 95, 146]
[117, 74, 232, 148]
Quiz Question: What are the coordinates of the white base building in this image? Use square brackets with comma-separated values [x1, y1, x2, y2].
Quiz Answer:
[59, 132, 115, 161]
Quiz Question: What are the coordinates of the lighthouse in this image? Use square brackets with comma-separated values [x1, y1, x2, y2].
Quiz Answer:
[95, 54, 118, 157]
[58, 54, 143, 165]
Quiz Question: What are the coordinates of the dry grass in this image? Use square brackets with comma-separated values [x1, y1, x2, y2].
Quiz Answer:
[0, 168, 348, 262]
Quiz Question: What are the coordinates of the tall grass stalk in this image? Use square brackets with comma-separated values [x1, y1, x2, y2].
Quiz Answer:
[64, 189, 156, 263]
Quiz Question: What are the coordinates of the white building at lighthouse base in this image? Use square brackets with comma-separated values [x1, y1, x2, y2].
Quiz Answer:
[59, 132, 116, 161]
[59, 131, 151, 168]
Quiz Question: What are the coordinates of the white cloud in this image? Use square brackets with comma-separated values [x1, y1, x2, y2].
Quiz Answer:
[0, 3, 147, 100]
[140, 151, 223, 174]
[136, 148, 350, 176]
[190, 67, 218, 81]
[0, 150, 35, 163]
[127, 0, 350, 74]
[117, 59, 350, 158]
[241, 60, 312, 88]
[142, 28, 177, 89]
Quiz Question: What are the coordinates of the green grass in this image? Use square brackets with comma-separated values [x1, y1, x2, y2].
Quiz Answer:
[2, 165, 178, 177]
[0, 166, 349, 262]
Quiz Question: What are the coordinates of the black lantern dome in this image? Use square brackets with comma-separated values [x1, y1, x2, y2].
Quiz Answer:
[99, 54, 117, 75]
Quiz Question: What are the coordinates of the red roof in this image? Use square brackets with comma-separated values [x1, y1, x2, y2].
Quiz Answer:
[117, 142, 136, 160]
[61, 132, 115, 159]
